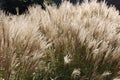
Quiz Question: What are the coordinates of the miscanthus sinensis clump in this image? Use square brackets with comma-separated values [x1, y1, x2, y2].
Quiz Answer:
[1, 0, 120, 80]
[0, 13, 51, 80]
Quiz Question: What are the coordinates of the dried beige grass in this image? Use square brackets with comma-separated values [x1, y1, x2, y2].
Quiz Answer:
[0, 13, 51, 79]
[27, 0, 120, 79]
[0, 0, 120, 80]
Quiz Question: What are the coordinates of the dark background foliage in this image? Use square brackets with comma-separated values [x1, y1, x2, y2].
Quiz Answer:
[52, 0, 120, 11]
[0, 0, 119, 15]
[0, 0, 45, 14]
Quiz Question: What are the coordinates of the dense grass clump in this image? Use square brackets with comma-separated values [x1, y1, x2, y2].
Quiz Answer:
[0, 0, 120, 80]
[0, 13, 51, 80]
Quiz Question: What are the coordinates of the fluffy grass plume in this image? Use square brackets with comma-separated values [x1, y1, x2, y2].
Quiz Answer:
[0, 13, 51, 80]
[0, 0, 120, 80]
